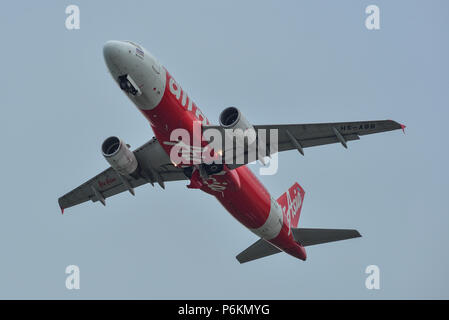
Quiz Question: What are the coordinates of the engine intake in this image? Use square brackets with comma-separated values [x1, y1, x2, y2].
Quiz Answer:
[102, 136, 138, 176]
[219, 107, 241, 128]
[219, 106, 256, 143]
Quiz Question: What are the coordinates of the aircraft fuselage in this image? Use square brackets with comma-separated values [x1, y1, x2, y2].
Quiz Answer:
[103, 40, 306, 261]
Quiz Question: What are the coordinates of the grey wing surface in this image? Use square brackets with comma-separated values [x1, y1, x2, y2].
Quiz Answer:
[255, 120, 404, 153]
[58, 137, 187, 212]
[203, 120, 404, 166]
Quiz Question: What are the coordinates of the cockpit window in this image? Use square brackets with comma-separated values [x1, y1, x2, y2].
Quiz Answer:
[125, 40, 144, 59]
[125, 41, 142, 50]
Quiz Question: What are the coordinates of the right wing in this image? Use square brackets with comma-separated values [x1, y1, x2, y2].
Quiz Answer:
[58, 137, 187, 212]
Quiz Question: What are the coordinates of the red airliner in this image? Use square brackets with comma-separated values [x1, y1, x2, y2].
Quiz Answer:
[58, 41, 405, 263]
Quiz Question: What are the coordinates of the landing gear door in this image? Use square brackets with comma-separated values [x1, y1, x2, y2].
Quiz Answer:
[118, 74, 142, 96]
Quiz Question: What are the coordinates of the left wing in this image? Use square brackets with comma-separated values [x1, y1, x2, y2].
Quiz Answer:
[58, 137, 187, 212]
[203, 120, 405, 165]
[254, 120, 405, 153]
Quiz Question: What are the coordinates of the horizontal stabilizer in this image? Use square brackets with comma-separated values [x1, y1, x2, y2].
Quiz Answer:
[291, 228, 361, 247]
[236, 238, 281, 264]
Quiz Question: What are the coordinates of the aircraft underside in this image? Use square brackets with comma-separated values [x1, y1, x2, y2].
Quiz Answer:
[58, 40, 404, 263]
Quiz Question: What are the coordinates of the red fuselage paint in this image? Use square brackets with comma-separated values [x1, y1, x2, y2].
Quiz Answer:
[140, 70, 306, 261]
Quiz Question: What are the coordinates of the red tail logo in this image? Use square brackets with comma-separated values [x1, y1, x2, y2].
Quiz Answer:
[277, 182, 305, 234]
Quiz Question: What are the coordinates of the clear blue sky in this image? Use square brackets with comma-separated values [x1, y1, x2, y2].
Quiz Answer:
[0, 1, 448, 299]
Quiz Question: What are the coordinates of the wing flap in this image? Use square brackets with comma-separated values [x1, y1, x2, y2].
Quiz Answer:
[276, 133, 360, 152]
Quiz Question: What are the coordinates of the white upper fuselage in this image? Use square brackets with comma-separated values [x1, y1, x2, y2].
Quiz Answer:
[103, 40, 167, 110]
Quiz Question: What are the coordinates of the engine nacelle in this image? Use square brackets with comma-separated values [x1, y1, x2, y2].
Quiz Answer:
[219, 107, 256, 143]
[101, 136, 138, 176]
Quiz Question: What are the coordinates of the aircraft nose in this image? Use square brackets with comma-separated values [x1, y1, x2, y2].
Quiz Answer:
[103, 40, 123, 63]
[103, 40, 134, 77]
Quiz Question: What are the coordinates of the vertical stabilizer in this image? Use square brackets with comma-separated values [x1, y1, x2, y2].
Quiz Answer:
[276, 182, 305, 229]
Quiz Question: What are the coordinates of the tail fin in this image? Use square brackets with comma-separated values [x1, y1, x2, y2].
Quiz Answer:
[276, 182, 305, 229]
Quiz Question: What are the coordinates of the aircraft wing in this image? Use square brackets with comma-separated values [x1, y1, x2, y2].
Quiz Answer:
[203, 120, 404, 165]
[58, 137, 187, 212]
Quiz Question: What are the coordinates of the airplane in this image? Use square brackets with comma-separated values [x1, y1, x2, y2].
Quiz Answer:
[58, 40, 405, 263]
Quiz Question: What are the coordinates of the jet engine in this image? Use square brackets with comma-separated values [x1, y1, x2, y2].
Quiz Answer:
[101, 136, 138, 176]
[219, 106, 256, 143]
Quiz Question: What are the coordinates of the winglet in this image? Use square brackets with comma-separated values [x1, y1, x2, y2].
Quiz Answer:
[58, 198, 65, 215]
[388, 119, 406, 134]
